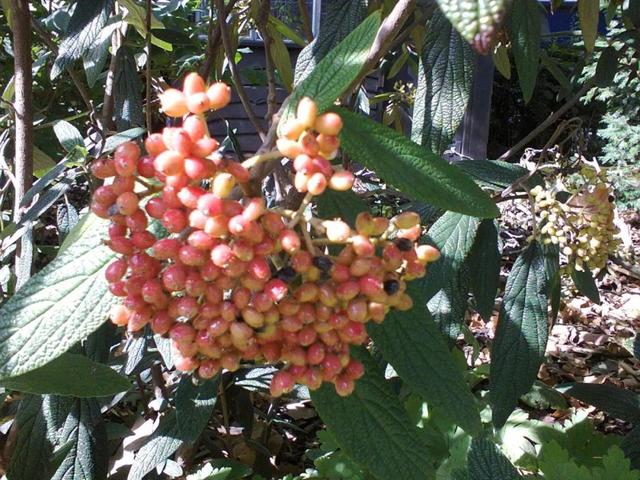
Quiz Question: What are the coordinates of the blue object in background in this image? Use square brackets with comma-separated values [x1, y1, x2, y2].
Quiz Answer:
[539, 0, 607, 42]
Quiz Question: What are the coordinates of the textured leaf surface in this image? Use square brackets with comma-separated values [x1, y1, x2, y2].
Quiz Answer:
[427, 267, 469, 343]
[280, 12, 381, 129]
[436, 0, 506, 49]
[571, 266, 600, 304]
[175, 377, 219, 442]
[127, 412, 183, 480]
[508, 0, 541, 103]
[294, 0, 366, 84]
[316, 188, 366, 226]
[83, 20, 122, 87]
[490, 241, 548, 428]
[468, 437, 522, 480]
[310, 347, 434, 480]
[557, 383, 640, 423]
[56, 204, 79, 242]
[368, 282, 481, 435]
[0, 214, 116, 379]
[455, 160, 530, 190]
[114, 46, 144, 130]
[53, 120, 84, 152]
[51, 0, 113, 79]
[468, 220, 501, 321]
[1, 353, 130, 397]
[412, 10, 476, 154]
[50, 399, 108, 480]
[542, 243, 561, 322]
[419, 212, 482, 301]
[579, 0, 599, 53]
[337, 109, 498, 218]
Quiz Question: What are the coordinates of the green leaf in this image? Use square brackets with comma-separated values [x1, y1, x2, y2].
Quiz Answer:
[508, 0, 541, 103]
[541, 51, 572, 95]
[455, 159, 532, 191]
[571, 265, 600, 304]
[127, 411, 183, 480]
[53, 120, 84, 152]
[427, 266, 469, 343]
[114, 46, 144, 130]
[186, 459, 252, 480]
[419, 212, 482, 301]
[280, 11, 381, 129]
[268, 15, 305, 47]
[33, 146, 57, 178]
[412, 9, 476, 154]
[310, 347, 434, 480]
[467, 220, 501, 321]
[579, 0, 599, 54]
[542, 243, 561, 322]
[57, 204, 80, 242]
[625, 0, 640, 28]
[622, 425, 640, 470]
[175, 377, 219, 442]
[537, 440, 593, 480]
[493, 42, 511, 79]
[337, 109, 499, 218]
[556, 383, 640, 423]
[294, 0, 366, 84]
[0, 214, 117, 379]
[368, 282, 482, 435]
[600, 445, 640, 480]
[316, 188, 366, 226]
[520, 380, 568, 410]
[51, 0, 113, 79]
[102, 127, 146, 153]
[468, 436, 522, 480]
[119, 0, 172, 51]
[0, 0, 12, 28]
[83, 19, 122, 88]
[266, 23, 294, 92]
[50, 399, 108, 480]
[435, 0, 507, 51]
[6, 395, 62, 480]
[490, 241, 548, 428]
[1, 353, 130, 397]
[594, 46, 618, 88]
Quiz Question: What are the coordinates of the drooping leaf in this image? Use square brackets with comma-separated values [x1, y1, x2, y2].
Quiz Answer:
[53, 120, 84, 153]
[56, 204, 79, 242]
[119, 0, 172, 50]
[622, 425, 640, 469]
[50, 399, 108, 480]
[101, 127, 146, 154]
[436, 0, 507, 52]
[412, 9, 476, 154]
[0, 214, 116, 379]
[310, 347, 435, 480]
[114, 46, 144, 130]
[427, 266, 469, 343]
[127, 411, 184, 480]
[594, 46, 618, 88]
[33, 146, 57, 177]
[1, 353, 130, 397]
[266, 23, 293, 92]
[368, 282, 482, 435]
[419, 212, 482, 302]
[280, 12, 381, 129]
[508, 0, 541, 103]
[571, 265, 600, 304]
[294, 0, 367, 84]
[337, 108, 499, 218]
[316, 188, 366, 226]
[175, 376, 219, 442]
[468, 436, 522, 480]
[556, 383, 640, 423]
[490, 241, 548, 428]
[542, 243, 561, 322]
[467, 220, 501, 321]
[578, 0, 599, 54]
[83, 19, 122, 87]
[268, 15, 305, 47]
[493, 42, 511, 79]
[51, 0, 113, 79]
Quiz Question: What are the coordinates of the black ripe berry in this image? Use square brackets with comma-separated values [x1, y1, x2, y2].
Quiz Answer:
[312, 256, 333, 272]
[276, 265, 297, 282]
[395, 238, 413, 252]
[383, 279, 400, 295]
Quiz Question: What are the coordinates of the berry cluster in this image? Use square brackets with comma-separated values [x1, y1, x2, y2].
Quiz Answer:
[91, 73, 440, 397]
[531, 167, 620, 273]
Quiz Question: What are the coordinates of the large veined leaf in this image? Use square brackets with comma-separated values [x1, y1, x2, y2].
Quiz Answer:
[1, 353, 131, 397]
[427, 267, 470, 343]
[53, 120, 84, 153]
[436, 0, 506, 52]
[467, 220, 501, 321]
[119, 0, 172, 51]
[455, 160, 531, 191]
[412, 9, 476, 154]
[83, 19, 122, 87]
[0, 214, 117, 379]
[50, 399, 108, 480]
[419, 211, 482, 302]
[337, 108, 499, 218]
[508, 0, 541, 103]
[578, 0, 599, 54]
[279, 11, 381, 130]
[556, 383, 640, 423]
[51, 0, 114, 79]
[175, 376, 219, 442]
[490, 241, 548, 428]
[310, 348, 434, 480]
[294, 0, 367, 84]
[368, 283, 482, 435]
[468, 437, 523, 480]
[316, 188, 367, 226]
[266, 23, 293, 92]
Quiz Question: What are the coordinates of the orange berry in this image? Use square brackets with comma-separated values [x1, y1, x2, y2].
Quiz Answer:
[314, 112, 343, 136]
[159, 88, 189, 117]
[183, 72, 206, 95]
[296, 97, 318, 128]
[206, 82, 231, 110]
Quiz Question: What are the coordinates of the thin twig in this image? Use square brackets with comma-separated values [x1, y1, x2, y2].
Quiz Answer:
[102, 22, 123, 132]
[199, 0, 238, 78]
[498, 81, 593, 161]
[256, 0, 278, 120]
[30, 18, 93, 112]
[145, 0, 153, 132]
[214, 0, 266, 139]
[297, 0, 314, 42]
